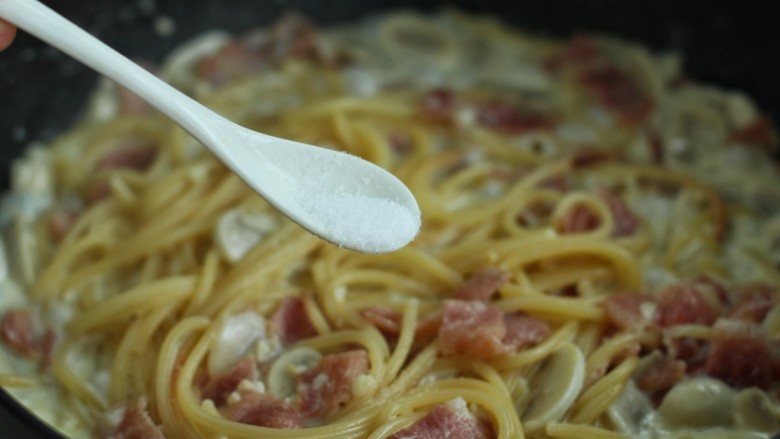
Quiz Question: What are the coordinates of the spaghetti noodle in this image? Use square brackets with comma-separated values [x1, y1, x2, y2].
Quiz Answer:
[1, 9, 779, 439]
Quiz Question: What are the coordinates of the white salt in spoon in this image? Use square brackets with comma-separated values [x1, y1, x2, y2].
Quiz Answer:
[0, 0, 421, 254]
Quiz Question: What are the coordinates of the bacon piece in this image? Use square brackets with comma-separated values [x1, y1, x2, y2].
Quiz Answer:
[360, 307, 442, 347]
[579, 64, 652, 125]
[201, 357, 257, 405]
[601, 190, 639, 237]
[0, 309, 39, 358]
[729, 117, 776, 150]
[361, 306, 403, 336]
[502, 313, 549, 349]
[114, 60, 155, 115]
[197, 14, 321, 86]
[388, 402, 494, 439]
[656, 281, 724, 327]
[602, 293, 659, 332]
[223, 391, 302, 429]
[0, 309, 56, 368]
[271, 297, 318, 344]
[96, 140, 157, 171]
[476, 101, 552, 134]
[452, 268, 510, 301]
[100, 399, 166, 439]
[705, 319, 773, 390]
[556, 203, 600, 234]
[635, 353, 686, 393]
[117, 87, 153, 116]
[439, 300, 508, 358]
[267, 12, 320, 60]
[421, 89, 456, 123]
[197, 41, 263, 86]
[296, 349, 369, 418]
[728, 284, 776, 323]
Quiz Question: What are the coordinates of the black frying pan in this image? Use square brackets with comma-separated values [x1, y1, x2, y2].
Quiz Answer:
[2, 0, 779, 189]
[1, 0, 778, 437]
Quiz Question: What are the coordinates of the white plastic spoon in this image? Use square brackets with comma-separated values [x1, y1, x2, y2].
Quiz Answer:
[0, 0, 421, 254]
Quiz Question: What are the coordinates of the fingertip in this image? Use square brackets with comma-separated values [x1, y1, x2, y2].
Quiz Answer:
[0, 20, 17, 51]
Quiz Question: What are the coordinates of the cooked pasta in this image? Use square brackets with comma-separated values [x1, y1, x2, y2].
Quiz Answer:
[1, 9, 779, 439]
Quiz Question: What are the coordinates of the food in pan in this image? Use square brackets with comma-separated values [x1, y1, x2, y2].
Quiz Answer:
[1, 9, 779, 439]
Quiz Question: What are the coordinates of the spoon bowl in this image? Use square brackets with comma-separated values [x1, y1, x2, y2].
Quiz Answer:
[0, 0, 421, 254]
[205, 120, 421, 253]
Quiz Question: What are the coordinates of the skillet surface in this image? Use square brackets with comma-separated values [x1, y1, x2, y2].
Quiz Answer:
[0, 0, 778, 437]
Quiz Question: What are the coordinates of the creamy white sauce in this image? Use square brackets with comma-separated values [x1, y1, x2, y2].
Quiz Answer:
[1, 9, 779, 439]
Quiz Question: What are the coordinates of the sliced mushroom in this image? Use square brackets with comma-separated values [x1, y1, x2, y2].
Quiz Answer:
[379, 13, 459, 69]
[656, 85, 732, 164]
[653, 52, 683, 88]
[1, 147, 55, 227]
[342, 67, 382, 97]
[478, 61, 552, 93]
[81, 78, 122, 121]
[0, 235, 8, 282]
[0, 148, 53, 284]
[158, 30, 231, 93]
[734, 388, 780, 433]
[724, 91, 760, 131]
[214, 208, 278, 263]
[609, 40, 666, 105]
[1, 216, 41, 286]
[520, 341, 585, 432]
[606, 380, 654, 436]
[657, 377, 736, 429]
[555, 122, 599, 145]
[267, 346, 322, 400]
[0, 236, 28, 313]
[12, 147, 54, 198]
[207, 312, 267, 377]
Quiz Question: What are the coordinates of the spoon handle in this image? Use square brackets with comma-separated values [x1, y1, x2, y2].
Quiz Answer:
[0, 0, 214, 138]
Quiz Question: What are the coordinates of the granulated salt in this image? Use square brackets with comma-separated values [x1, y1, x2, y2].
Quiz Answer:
[300, 192, 421, 254]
